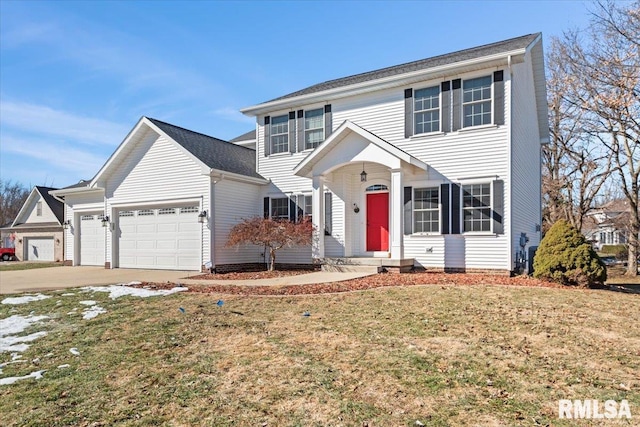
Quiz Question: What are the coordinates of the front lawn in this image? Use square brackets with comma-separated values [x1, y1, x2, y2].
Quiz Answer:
[0, 262, 62, 272]
[0, 284, 637, 426]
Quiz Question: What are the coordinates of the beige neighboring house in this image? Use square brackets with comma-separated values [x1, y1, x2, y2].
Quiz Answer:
[8, 186, 65, 261]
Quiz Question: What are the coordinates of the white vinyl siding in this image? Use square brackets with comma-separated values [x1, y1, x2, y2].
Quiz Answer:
[463, 75, 492, 127]
[23, 193, 60, 224]
[305, 108, 324, 149]
[270, 115, 289, 154]
[414, 86, 440, 134]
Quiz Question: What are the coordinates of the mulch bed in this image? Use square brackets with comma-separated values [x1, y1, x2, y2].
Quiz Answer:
[189, 269, 316, 280]
[138, 271, 567, 296]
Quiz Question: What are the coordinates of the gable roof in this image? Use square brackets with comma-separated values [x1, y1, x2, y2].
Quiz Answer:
[11, 186, 63, 227]
[230, 129, 256, 143]
[146, 118, 264, 180]
[272, 33, 540, 103]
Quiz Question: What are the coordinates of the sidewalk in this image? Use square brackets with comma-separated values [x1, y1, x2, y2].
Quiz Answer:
[180, 271, 373, 287]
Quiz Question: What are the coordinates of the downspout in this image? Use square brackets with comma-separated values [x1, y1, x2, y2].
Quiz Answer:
[506, 54, 514, 273]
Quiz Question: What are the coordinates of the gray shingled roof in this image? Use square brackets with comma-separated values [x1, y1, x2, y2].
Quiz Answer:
[266, 33, 540, 103]
[61, 179, 92, 190]
[147, 118, 264, 180]
[230, 129, 256, 142]
[35, 186, 64, 224]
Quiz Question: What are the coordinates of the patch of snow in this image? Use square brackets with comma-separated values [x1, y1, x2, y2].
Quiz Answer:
[1, 294, 51, 305]
[69, 348, 80, 356]
[11, 353, 22, 361]
[79, 300, 96, 306]
[82, 306, 107, 320]
[61, 293, 75, 296]
[1, 332, 48, 353]
[0, 314, 49, 354]
[57, 364, 70, 369]
[0, 370, 45, 385]
[82, 285, 187, 300]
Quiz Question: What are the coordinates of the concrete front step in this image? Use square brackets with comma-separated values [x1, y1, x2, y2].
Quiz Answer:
[321, 257, 415, 273]
[321, 264, 381, 274]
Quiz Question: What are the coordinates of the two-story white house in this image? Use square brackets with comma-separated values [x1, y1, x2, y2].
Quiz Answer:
[52, 33, 548, 274]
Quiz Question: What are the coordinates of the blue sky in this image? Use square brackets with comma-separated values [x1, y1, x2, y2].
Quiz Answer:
[1, 0, 597, 189]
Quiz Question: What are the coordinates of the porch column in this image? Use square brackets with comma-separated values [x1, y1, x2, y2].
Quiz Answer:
[390, 169, 404, 259]
[312, 175, 325, 259]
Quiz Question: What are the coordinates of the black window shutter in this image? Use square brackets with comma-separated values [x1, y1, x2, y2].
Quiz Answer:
[492, 180, 504, 234]
[403, 186, 412, 235]
[264, 116, 271, 157]
[493, 71, 505, 126]
[452, 79, 462, 131]
[297, 110, 304, 152]
[404, 88, 413, 138]
[324, 192, 332, 236]
[288, 111, 296, 153]
[451, 183, 461, 234]
[289, 197, 296, 222]
[263, 197, 270, 218]
[441, 81, 451, 133]
[324, 104, 332, 143]
[440, 183, 450, 234]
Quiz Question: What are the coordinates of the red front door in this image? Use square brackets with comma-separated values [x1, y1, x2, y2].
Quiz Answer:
[366, 193, 389, 251]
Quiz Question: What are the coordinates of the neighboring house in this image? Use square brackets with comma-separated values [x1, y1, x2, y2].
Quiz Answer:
[584, 199, 633, 250]
[7, 186, 64, 261]
[52, 33, 548, 274]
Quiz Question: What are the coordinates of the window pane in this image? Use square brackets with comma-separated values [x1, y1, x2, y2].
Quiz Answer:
[271, 198, 289, 219]
[414, 86, 440, 134]
[305, 129, 324, 149]
[463, 184, 491, 232]
[270, 115, 289, 153]
[305, 109, 323, 129]
[415, 110, 439, 134]
[413, 187, 439, 233]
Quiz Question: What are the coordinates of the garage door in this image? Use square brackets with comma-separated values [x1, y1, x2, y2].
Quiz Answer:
[118, 205, 201, 270]
[80, 213, 106, 266]
[25, 238, 54, 261]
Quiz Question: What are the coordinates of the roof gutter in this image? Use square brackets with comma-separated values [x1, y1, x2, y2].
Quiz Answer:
[241, 49, 527, 116]
[207, 169, 269, 185]
[49, 187, 105, 198]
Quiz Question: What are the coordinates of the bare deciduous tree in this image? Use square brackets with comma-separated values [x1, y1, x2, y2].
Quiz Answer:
[0, 180, 30, 228]
[559, 0, 640, 275]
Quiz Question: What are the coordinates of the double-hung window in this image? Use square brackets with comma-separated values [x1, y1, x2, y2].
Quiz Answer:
[303, 195, 312, 219]
[462, 183, 491, 232]
[462, 76, 492, 127]
[414, 86, 440, 134]
[270, 197, 289, 220]
[413, 187, 439, 233]
[305, 108, 324, 150]
[270, 115, 289, 154]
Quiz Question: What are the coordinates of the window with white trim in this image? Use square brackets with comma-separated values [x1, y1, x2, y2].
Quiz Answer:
[462, 183, 491, 232]
[304, 195, 312, 219]
[36, 201, 42, 216]
[270, 115, 289, 154]
[270, 197, 289, 220]
[414, 86, 440, 134]
[463, 76, 492, 127]
[305, 108, 324, 149]
[413, 187, 439, 233]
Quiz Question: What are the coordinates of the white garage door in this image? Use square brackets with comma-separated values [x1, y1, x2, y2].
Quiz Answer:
[118, 205, 201, 270]
[80, 213, 106, 266]
[25, 238, 55, 261]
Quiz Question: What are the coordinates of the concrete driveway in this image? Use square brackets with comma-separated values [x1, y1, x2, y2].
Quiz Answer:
[0, 266, 197, 295]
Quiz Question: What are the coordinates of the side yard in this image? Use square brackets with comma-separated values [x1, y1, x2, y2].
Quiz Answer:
[0, 284, 638, 426]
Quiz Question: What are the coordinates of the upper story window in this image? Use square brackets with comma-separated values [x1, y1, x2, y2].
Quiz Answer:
[36, 201, 42, 216]
[414, 86, 440, 134]
[305, 108, 324, 150]
[414, 187, 439, 233]
[270, 115, 289, 154]
[462, 183, 491, 232]
[463, 76, 492, 127]
[270, 197, 289, 220]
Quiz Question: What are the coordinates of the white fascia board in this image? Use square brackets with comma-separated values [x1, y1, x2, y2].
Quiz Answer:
[49, 187, 105, 197]
[207, 169, 269, 185]
[241, 50, 526, 116]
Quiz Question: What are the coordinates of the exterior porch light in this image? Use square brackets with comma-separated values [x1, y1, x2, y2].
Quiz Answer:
[353, 203, 360, 213]
[360, 163, 367, 182]
[62, 220, 71, 230]
[198, 210, 207, 223]
[101, 216, 110, 228]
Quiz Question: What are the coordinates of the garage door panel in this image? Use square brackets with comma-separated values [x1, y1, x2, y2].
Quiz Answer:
[25, 238, 55, 261]
[80, 214, 105, 266]
[118, 205, 200, 270]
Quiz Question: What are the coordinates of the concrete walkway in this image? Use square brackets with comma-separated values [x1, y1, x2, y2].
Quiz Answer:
[0, 266, 374, 294]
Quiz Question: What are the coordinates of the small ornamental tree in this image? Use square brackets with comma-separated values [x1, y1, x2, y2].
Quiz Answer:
[226, 217, 314, 271]
[533, 219, 606, 287]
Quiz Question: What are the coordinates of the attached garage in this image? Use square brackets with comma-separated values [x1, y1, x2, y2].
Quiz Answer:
[118, 205, 201, 270]
[79, 213, 106, 266]
[24, 237, 55, 261]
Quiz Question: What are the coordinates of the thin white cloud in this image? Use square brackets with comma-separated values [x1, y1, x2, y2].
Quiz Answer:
[0, 101, 128, 146]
